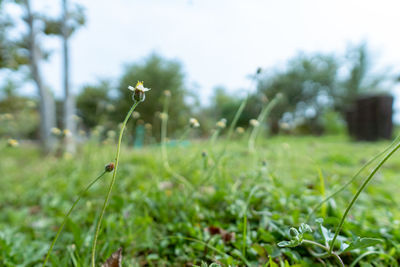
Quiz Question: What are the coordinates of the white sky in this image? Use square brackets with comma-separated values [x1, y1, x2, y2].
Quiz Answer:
[7, 0, 400, 118]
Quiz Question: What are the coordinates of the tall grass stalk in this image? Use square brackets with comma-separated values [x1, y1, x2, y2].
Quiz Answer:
[307, 134, 400, 222]
[197, 96, 248, 188]
[160, 93, 192, 189]
[328, 141, 400, 254]
[91, 101, 139, 266]
[248, 95, 280, 153]
[42, 171, 106, 266]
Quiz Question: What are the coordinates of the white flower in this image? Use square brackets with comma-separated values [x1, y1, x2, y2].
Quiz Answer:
[128, 81, 150, 102]
[189, 118, 200, 128]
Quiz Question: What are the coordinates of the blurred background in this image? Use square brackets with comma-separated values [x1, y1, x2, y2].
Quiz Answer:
[1, 0, 400, 152]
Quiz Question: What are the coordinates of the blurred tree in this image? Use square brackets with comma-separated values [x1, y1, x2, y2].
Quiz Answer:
[116, 54, 191, 140]
[257, 53, 339, 134]
[207, 87, 260, 128]
[334, 42, 396, 113]
[42, 0, 86, 153]
[0, 80, 39, 138]
[11, 0, 57, 151]
[76, 80, 113, 129]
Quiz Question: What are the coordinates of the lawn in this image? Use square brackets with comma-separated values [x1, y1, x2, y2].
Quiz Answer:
[1, 135, 400, 266]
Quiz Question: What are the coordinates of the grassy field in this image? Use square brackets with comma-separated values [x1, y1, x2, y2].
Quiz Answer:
[1, 135, 400, 266]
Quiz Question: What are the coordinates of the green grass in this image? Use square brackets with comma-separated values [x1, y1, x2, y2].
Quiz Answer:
[1, 135, 400, 266]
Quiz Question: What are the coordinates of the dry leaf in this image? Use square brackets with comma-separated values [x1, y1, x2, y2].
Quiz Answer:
[101, 248, 122, 267]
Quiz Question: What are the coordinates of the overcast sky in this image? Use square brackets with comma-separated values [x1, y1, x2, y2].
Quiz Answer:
[9, 0, 400, 118]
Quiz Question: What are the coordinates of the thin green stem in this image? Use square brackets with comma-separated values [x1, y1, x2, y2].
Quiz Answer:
[177, 126, 191, 143]
[248, 96, 280, 153]
[91, 101, 139, 267]
[160, 95, 192, 189]
[227, 95, 248, 140]
[197, 96, 249, 189]
[329, 141, 400, 254]
[42, 171, 106, 266]
[307, 134, 400, 222]
[302, 240, 344, 267]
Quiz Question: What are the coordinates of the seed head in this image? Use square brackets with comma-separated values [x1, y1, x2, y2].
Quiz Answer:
[216, 118, 227, 129]
[106, 104, 115, 112]
[105, 162, 115, 172]
[159, 112, 168, 120]
[189, 118, 200, 128]
[132, 111, 140, 119]
[51, 127, 61, 136]
[164, 90, 171, 97]
[249, 119, 260, 127]
[128, 81, 150, 103]
[236, 127, 245, 134]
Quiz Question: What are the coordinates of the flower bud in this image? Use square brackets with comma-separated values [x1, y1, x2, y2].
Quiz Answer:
[128, 81, 150, 103]
[133, 89, 146, 103]
[216, 118, 227, 129]
[105, 162, 115, 172]
[249, 119, 260, 127]
[236, 127, 245, 134]
[289, 227, 299, 238]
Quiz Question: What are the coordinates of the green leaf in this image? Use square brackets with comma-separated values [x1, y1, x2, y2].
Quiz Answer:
[316, 218, 332, 243]
[299, 223, 312, 234]
[342, 237, 383, 253]
[277, 240, 301, 248]
[269, 256, 279, 267]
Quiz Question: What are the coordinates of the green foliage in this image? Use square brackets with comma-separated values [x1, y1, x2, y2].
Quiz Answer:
[1, 136, 400, 266]
[257, 53, 339, 134]
[76, 81, 113, 129]
[0, 82, 39, 138]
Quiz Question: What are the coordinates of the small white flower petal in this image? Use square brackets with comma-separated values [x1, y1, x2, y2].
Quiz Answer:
[128, 86, 135, 91]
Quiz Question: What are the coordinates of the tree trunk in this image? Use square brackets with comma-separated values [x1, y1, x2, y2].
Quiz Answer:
[62, 0, 76, 154]
[24, 0, 56, 152]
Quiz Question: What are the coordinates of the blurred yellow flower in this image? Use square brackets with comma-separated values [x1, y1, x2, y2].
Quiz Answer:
[7, 139, 19, 147]
[51, 127, 61, 136]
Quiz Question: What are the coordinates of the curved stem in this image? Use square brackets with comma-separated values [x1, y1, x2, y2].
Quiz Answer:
[302, 240, 344, 267]
[329, 141, 400, 254]
[160, 95, 192, 189]
[307, 134, 400, 222]
[91, 101, 139, 267]
[248, 96, 280, 153]
[197, 96, 249, 189]
[42, 171, 106, 266]
[227, 95, 248, 140]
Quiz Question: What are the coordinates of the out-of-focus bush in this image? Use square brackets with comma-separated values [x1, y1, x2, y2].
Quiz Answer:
[0, 96, 39, 139]
[321, 110, 346, 135]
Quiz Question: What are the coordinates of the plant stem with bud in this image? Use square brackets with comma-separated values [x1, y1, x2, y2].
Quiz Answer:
[91, 101, 139, 266]
[43, 170, 107, 266]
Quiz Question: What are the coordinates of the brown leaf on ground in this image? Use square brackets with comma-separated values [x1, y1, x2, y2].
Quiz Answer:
[205, 226, 235, 243]
[101, 248, 122, 267]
